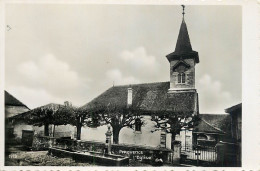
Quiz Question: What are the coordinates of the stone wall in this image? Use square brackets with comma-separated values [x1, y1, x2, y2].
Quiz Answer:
[169, 58, 196, 90]
[33, 136, 176, 164]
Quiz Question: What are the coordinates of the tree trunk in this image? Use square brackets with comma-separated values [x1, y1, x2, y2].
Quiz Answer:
[170, 132, 177, 150]
[172, 133, 176, 141]
[76, 125, 81, 140]
[112, 127, 121, 144]
[53, 125, 56, 137]
[44, 123, 49, 136]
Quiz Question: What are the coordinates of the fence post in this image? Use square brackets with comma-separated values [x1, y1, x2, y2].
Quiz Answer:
[216, 142, 225, 166]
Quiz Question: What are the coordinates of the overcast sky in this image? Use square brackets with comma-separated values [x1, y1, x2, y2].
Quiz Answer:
[5, 4, 241, 114]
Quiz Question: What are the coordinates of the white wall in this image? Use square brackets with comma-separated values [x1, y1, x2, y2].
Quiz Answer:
[16, 115, 172, 149]
[119, 116, 161, 147]
[13, 123, 33, 138]
[175, 128, 193, 150]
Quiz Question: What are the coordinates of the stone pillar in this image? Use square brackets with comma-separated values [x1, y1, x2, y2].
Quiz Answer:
[172, 141, 181, 165]
[216, 142, 225, 166]
[105, 126, 112, 154]
[127, 88, 132, 107]
[160, 129, 166, 148]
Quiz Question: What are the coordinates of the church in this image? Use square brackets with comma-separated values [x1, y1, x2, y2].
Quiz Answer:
[81, 6, 200, 149]
[6, 6, 235, 166]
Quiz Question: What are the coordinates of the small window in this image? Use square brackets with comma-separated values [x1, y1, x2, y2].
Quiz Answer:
[182, 73, 185, 83]
[178, 73, 181, 83]
[178, 73, 186, 84]
[135, 118, 142, 132]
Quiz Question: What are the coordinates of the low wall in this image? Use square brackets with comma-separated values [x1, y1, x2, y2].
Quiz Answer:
[33, 136, 176, 165]
[48, 147, 129, 166]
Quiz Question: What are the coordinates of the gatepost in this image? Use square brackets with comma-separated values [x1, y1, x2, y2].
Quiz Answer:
[172, 141, 181, 165]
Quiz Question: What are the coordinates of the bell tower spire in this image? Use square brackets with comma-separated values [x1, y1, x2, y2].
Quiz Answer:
[181, 5, 185, 19]
[167, 5, 199, 93]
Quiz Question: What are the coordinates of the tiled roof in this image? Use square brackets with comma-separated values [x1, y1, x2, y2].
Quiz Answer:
[225, 103, 242, 113]
[194, 114, 231, 134]
[10, 103, 63, 119]
[5, 90, 29, 109]
[82, 82, 198, 115]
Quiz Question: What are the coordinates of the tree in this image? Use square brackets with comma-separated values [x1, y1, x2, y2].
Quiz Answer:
[21, 104, 63, 136]
[58, 106, 102, 140]
[151, 111, 199, 147]
[98, 103, 144, 144]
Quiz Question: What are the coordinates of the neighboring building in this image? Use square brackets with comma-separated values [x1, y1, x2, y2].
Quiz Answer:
[225, 103, 241, 142]
[177, 114, 231, 149]
[175, 114, 231, 162]
[5, 91, 30, 140]
[5, 90, 30, 118]
[220, 103, 241, 166]
[10, 103, 75, 140]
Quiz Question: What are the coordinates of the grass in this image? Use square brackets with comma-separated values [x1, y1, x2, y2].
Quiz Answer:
[5, 151, 96, 166]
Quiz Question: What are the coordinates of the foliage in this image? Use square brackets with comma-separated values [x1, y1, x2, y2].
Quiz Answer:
[90, 103, 144, 144]
[151, 110, 199, 140]
[23, 105, 61, 126]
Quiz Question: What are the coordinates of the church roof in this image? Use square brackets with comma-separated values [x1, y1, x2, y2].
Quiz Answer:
[166, 19, 199, 63]
[194, 114, 231, 134]
[225, 103, 242, 114]
[5, 90, 29, 109]
[82, 82, 198, 115]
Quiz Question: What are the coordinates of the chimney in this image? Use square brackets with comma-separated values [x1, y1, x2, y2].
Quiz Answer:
[127, 88, 132, 107]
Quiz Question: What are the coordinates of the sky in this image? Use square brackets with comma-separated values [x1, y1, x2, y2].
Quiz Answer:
[5, 4, 242, 114]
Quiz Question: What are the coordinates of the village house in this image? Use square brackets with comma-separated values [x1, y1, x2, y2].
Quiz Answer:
[5, 91, 30, 141]
[223, 103, 242, 166]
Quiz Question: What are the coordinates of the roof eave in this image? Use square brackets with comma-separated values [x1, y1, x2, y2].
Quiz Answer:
[166, 51, 199, 63]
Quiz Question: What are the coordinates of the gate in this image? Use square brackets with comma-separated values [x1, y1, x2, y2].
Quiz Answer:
[181, 145, 218, 166]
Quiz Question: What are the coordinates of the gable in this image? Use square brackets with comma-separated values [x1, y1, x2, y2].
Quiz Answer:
[172, 60, 190, 73]
[5, 91, 29, 108]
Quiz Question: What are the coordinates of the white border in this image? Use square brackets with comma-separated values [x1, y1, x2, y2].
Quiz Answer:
[1, 0, 259, 170]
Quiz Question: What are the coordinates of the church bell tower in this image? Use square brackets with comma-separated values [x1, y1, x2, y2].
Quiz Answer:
[167, 5, 199, 93]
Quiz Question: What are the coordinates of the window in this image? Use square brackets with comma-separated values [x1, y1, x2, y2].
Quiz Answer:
[178, 72, 186, 83]
[135, 118, 142, 132]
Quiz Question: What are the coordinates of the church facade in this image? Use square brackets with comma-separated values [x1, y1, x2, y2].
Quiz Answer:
[80, 11, 200, 150]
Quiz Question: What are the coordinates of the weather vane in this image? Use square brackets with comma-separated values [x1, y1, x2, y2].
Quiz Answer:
[181, 5, 185, 18]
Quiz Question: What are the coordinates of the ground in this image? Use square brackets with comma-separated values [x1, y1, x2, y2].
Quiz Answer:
[5, 144, 153, 166]
[5, 151, 97, 166]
